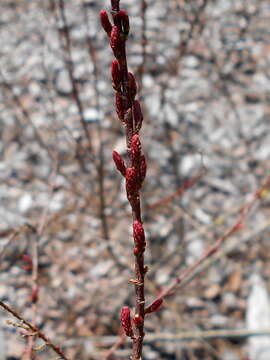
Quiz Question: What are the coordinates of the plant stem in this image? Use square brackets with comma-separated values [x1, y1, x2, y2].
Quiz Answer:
[101, 1, 147, 357]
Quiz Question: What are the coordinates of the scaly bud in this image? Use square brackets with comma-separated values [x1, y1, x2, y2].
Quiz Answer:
[112, 150, 126, 176]
[119, 10, 130, 35]
[115, 93, 125, 121]
[145, 298, 163, 314]
[100, 10, 112, 37]
[132, 100, 143, 133]
[120, 306, 133, 337]
[133, 220, 146, 250]
[126, 167, 138, 196]
[131, 134, 141, 163]
[128, 72, 137, 99]
[140, 154, 147, 184]
[111, 60, 122, 91]
[110, 26, 123, 59]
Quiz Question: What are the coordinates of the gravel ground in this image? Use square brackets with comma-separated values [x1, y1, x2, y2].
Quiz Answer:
[0, 0, 270, 359]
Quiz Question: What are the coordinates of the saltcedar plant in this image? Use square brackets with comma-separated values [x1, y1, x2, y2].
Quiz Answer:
[101, 1, 161, 358]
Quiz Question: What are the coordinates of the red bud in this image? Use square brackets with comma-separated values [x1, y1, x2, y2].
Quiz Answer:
[111, 60, 122, 91]
[145, 298, 163, 314]
[112, 150, 126, 176]
[110, 26, 123, 59]
[132, 100, 143, 133]
[126, 167, 138, 196]
[120, 306, 133, 337]
[128, 72, 137, 99]
[115, 93, 125, 121]
[100, 10, 112, 36]
[131, 134, 141, 162]
[133, 220, 145, 249]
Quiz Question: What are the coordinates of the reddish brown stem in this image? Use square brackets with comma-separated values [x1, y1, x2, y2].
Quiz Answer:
[147, 167, 208, 210]
[101, 2, 147, 358]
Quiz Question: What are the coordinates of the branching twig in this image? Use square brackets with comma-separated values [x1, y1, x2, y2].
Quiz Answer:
[0, 301, 70, 360]
[23, 159, 59, 360]
[147, 166, 208, 210]
[146, 173, 270, 311]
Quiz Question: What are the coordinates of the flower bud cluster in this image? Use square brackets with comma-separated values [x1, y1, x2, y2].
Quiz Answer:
[112, 136, 146, 199]
[100, 7, 143, 128]
[101, 3, 151, 344]
[120, 306, 134, 338]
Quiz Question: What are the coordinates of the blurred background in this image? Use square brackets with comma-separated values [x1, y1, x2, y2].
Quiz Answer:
[0, 0, 270, 359]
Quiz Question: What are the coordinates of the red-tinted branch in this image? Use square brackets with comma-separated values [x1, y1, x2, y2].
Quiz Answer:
[146, 172, 270, 310]
[147, 167, 208, 210]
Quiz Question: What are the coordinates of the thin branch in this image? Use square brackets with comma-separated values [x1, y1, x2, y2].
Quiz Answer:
[0, 301, 70, 360]
[101, 334, 126, 360]
[147, 166, 208, 210]
[146, 172, 270, 310]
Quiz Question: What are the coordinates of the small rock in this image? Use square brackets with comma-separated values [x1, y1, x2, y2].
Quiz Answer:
[186, 297, 205, 310]
[84, 108, 100, 123]
[246, 272, 270, 360]
[210, 314, 228, 327]
[18, 193, 33, 213]
[187, 238, 204, 265]
[222, 292, 238, 310]
[89, 260, 113, 278]
[204, 284, 221, 300]
[56, 69, 72, 95]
